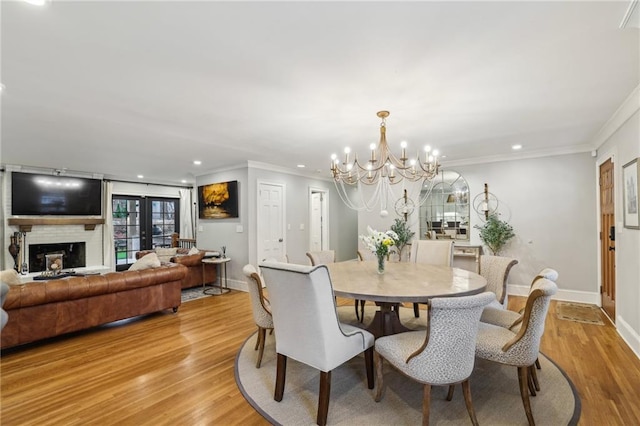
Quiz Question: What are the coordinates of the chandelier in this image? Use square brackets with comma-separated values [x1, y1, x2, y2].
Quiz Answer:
[330, 111, 441, 213]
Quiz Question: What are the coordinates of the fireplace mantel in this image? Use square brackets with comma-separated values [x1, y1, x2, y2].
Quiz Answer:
[8, 218, 105, 232]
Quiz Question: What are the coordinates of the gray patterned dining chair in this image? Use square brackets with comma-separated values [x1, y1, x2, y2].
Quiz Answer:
[375, 291, 494, 426]
[242, 264, 274, 368]
[479, 267, 558, 392]
[260, 261, 375, 426]
[479, 255, 519, 310]
[408, 240, 454, 317]
[475, 278, 558, 426]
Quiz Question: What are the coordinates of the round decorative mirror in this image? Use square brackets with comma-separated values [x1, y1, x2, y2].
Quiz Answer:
[419, 170, 470, 241]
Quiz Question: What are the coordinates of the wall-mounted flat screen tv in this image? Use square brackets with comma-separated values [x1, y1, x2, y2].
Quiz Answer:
[11, 172, 103, 216]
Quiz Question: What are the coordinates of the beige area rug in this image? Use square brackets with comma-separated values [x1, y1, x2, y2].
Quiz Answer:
[556, 302, 605, 325]
[180, 287, 210, 303]
[235, 305, 580, 425]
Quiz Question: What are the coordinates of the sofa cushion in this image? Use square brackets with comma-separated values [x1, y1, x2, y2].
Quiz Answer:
[188, 246, 200, 255]
[1, 269, 22, 286]
[155, 247, 178, 263]
[129, 252, 161, 271]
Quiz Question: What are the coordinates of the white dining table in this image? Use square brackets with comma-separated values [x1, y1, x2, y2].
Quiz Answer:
[326, 261, 487, 338]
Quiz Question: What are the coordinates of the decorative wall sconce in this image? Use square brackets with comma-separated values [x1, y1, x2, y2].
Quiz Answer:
[472, 183, 499, 221]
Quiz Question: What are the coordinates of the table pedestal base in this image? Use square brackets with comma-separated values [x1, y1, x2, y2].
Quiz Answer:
[365, 302, 411, 339]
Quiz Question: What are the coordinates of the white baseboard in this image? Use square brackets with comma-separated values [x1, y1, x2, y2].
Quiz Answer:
[227, 279, 247, 292]
[508, 284, 600, 305]
[616, 315, 640, 360]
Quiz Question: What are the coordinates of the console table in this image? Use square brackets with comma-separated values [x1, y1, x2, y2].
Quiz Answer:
[202, 257, 231, 295]
[453, 244, 482, 273]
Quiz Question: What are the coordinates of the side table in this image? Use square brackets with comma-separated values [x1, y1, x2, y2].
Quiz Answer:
[202, 257, 231, 295]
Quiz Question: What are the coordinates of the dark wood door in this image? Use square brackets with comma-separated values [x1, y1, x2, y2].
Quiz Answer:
[600, 158, 615, 321]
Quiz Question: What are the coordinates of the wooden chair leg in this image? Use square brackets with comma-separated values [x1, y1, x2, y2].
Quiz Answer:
[256, 327, 267, 368]
[535, 357, 541, 370]
[529, 364, 540, 392]
[254, 327, 261, 350]
[274, 353, 287, 402]
[517, 366, 536, 425]
[422, 383, 431, 426]
[527, 367, 537, 396]
[446, 384, 455, 401]
[359, 300, 365, 323]
[354, 299, 360, 321]
[413, 302, 420, 318]
[461, 380, 479, 426]
[317, 371, 331, 426]
[374, 351, 385, 402]
[364, 347, 375, 389]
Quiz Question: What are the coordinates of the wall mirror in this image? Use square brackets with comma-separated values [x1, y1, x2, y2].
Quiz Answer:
[419, 170, 470, 241]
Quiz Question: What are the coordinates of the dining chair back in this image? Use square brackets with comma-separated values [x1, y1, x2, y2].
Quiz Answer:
[475, 278, 558, 425]
[375, 291, 495, 425]
[480, 255, 519, 308]
[408, 240, 455, 317]
[306, 250, 335, 266]
[260, 261, 375, 426]
[408, 240, 454, 265]
[242, 264, 274, 368]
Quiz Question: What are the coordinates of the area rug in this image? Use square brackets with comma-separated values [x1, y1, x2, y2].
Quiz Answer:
[180, 287, 210, 303]
[235, 305, 580, 425]
[556, 301, 605, 325]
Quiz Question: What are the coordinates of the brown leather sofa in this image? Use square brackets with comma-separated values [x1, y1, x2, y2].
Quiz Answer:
[136, 249, 217, 289]
[1, 263, 187, 350]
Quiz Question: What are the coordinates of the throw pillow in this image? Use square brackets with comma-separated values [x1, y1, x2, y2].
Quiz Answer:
[188, 246, 200, 255]
[155, 247, 178, 263]
[1, 269, 22, 286]
[129, 252, 161, 271]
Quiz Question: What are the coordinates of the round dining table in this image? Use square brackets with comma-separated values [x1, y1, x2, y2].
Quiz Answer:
[326, 261, 487, 338]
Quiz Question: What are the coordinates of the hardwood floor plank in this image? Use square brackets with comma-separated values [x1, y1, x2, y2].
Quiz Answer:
[1, 292, 639, 425]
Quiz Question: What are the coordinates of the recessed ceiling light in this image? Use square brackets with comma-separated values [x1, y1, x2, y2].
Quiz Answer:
[137, 174, 144, 179]
[181, 179, 187, 183]
[440, 155, 447, 159]
[297, 164, 305, 168]
[512, 144, 523, 150]
[193, 160, 202, 165]
[23, 0, 48, 5]
[0, 83, 5, 92]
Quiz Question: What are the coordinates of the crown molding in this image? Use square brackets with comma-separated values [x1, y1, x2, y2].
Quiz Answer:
[441, 144, 594, 168]
[620, 0, 639, 28]
[591, 84, 640, 149]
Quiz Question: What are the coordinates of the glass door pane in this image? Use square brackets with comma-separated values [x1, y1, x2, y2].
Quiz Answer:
[113, 197, 142, 270]
[151, 200, 176, 249]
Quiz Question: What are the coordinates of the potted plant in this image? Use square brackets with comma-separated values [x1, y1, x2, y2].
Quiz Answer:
[474, 214, 515, 255]
[390, 218, 415, 262]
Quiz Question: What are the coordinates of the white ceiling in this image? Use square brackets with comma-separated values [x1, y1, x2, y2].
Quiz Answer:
[1, 1, 638, 185]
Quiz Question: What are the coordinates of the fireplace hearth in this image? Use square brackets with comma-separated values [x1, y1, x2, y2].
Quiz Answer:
[28, 242, 86, 273]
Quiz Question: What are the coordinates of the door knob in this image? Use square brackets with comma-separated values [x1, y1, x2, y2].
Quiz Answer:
[608, 246, 615, 251]
[279, 238, 283, 242]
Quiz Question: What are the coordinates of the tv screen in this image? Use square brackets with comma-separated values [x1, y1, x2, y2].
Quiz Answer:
[11, 172, 102, 216]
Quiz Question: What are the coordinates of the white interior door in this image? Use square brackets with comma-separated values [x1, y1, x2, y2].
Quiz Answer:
[309, 188, 329, 251]
[257, 182, 285, 262]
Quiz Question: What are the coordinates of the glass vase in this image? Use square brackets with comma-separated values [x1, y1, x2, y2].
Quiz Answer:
[377, 253, 385, 274]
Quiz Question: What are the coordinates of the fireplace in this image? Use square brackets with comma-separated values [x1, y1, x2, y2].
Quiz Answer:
[28, 242, 87, 273]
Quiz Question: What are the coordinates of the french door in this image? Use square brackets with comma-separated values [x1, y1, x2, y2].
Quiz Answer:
[112, 196, 180, 271]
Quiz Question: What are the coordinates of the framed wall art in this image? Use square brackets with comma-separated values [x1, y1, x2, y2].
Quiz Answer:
[198, 180, 239, 219]
[622, 158, 639, 229]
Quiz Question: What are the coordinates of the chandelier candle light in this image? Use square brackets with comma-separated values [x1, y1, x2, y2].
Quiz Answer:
[331, 111, 441, 213]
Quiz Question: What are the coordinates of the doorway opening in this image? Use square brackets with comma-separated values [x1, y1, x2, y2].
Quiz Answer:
[309, 187, 329, 252]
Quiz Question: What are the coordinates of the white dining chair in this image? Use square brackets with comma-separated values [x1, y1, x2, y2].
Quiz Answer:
[479, 255, 519, 309]
[408, 240, 454, 317]
[260, 261, 375, 426]
[375, 291, 494, 425]
[306, 250, 335, 266]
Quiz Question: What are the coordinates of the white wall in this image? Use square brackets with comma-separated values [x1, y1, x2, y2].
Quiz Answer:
[195, 162, 358, 291]
[594, 86, 640, 357]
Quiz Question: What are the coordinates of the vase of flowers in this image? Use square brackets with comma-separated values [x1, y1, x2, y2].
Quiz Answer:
[360, 226, 398, 274]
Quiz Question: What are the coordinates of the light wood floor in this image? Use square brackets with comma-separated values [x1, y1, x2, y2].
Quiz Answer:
[1, 291, 639, 425]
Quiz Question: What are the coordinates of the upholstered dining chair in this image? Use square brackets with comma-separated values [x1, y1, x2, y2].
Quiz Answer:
[479, 268, 558, 392]
[375, 291, 495, 426]
[260, 261, 375, 426]
[306, 250, 335, 266]
[475, 278, 558, 426]
[408, 240, 455, 317]
[479, 255, 519, 310]
[242, 264, 274, 368]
